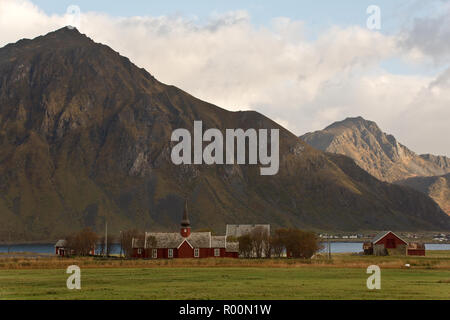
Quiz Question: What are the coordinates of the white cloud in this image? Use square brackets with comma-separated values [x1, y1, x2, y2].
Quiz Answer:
[399, 0, 450, 65]
[0, 0, 448, 156]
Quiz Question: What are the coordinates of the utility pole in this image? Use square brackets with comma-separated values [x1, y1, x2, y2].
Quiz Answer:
[105, 221, 108, 258]
[328, 234, 331, 260]
[120, 231, 123, 258]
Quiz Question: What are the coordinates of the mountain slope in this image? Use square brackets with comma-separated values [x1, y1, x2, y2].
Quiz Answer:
[0, 28, 449, 241]
[301, 117, 450, 183]
[397, 174, 450, 216]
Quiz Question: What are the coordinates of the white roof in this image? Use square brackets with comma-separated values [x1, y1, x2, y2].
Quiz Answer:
[226, 224, 270, 238]
[55, 239, 67, 247]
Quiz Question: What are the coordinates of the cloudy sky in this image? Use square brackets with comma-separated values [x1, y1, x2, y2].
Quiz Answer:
[1, 0, 449, 156]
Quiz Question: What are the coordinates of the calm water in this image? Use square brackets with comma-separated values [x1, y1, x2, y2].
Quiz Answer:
[320, 242, 450, 253]
[0, 242, 449, 254]
[0, 243, 122, 254]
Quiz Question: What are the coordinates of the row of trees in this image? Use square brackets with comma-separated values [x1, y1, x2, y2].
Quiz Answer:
[65, 228, 139, 257]
[65, 228, 152, 258]
[236, 227, 322, 259]
[65, 228, 99, 256]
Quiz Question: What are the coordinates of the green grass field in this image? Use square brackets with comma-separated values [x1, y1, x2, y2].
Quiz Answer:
[1, 266, 449, 300]
[0, 251, 449, 300]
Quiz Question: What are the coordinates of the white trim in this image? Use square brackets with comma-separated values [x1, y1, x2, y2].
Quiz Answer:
[177, 239, 193, 249]
[144, 232, 148, 249]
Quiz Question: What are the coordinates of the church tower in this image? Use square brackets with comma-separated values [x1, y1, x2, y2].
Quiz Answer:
[180, 200, 191, 238]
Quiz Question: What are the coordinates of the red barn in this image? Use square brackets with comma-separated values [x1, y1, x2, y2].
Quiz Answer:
[364, 231, 408, 256]
[132, 202, 239, 259]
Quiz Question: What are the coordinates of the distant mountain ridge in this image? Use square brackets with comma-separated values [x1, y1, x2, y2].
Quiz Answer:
[397, 174, 450, 216]
[301, 117, 450, 215]
[301, 117, 450, 183]
[0, 28, 448, 241]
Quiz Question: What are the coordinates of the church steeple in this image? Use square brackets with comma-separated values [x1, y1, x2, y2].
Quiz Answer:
[180, 200, 191, 238]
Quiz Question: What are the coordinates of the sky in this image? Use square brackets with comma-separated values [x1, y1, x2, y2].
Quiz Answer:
[0, 0, 449, 156]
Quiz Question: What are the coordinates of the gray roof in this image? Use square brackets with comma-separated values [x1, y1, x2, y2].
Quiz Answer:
[132, 238, 144, 248]
[133, 232, 240, 253]
[226, 242, 239, 253]
[133, 232, 213, 249]
[211, 236, 226, 248]
[55, 240, 67, 247]
[187, 232, 212, 248]
[371, 231, 408, 245]
[226, 224, 270, 238]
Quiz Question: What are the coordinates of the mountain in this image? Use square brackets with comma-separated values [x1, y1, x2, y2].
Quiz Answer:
[397, 174, 450, 216]
[0, 28, 449, 241]
[301, 117, 450, 183]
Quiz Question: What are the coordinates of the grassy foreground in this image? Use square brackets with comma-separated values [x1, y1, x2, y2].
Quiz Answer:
[0, 252, 449, 300]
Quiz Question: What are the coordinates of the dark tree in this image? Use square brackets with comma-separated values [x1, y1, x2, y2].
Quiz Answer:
[250, 226, 269, 258]
[238, 234, 253, 258]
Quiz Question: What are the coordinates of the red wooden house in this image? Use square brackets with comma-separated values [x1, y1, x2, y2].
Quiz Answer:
[363, 231, 409, 256]
[132, 202, 239, 259]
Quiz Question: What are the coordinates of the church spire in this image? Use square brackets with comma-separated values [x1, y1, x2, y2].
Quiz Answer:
[180, 200, 191, 238]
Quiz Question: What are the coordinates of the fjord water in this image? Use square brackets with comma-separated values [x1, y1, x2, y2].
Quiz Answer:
[1, 243, 449, 255]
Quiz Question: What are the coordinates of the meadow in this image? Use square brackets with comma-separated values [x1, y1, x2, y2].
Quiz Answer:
[0, 251, 449, 300]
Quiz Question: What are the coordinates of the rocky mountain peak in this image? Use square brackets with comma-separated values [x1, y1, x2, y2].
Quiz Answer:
[301, 117, 450, 183]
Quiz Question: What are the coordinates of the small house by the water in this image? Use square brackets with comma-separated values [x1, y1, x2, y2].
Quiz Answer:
[363, 231, 410, 256]
[55, 240, 68, 257]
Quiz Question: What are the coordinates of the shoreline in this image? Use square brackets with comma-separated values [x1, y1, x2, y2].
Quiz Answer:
[1, 240, 449, 246]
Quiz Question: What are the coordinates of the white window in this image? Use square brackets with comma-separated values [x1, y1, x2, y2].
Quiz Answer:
[214, 248, 220, 257]
[137, 248, 142, 255]
[194, 248, 200, 258]
[168, 249, 174, 258]
[152, 249, 157, 259]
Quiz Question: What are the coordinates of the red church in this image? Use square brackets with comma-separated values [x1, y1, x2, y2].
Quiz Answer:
[132, 202, 239, 259]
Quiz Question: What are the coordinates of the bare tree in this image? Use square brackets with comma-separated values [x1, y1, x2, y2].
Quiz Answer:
[263, 233, 272, 259]
[66, 228, 98, 256]
[271, 229, 286, 258]
[121, 229, 143, 258]
[251, 227, 268, 258]
[146, 235, 157, 249]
